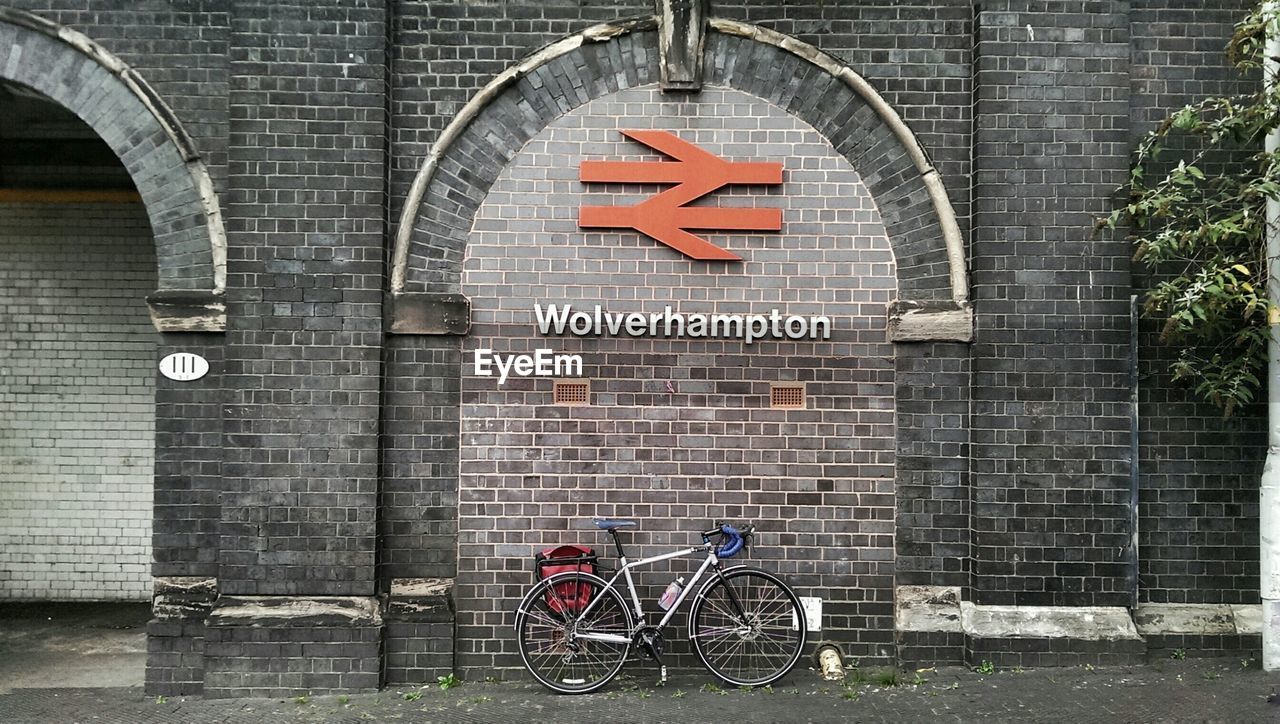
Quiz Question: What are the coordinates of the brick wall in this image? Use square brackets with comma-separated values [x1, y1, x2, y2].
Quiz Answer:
[219, 0, 385, 597]
[456, 86, 898, 668]
[1, 0, 1271, 691]
[0, 203, 156, 600]
[971, 0, 1134, 606]
[389, 0, 971, 263]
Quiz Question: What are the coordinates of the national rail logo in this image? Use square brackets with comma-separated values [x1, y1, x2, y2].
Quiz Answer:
[472, 131, 798, 386]
[577, 129, 784, 260]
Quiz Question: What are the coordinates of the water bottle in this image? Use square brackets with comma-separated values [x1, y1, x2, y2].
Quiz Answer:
[658, 576, 685, 611]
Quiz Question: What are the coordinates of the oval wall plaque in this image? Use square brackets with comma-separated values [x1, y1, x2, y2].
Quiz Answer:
[159, 352, 209, 381]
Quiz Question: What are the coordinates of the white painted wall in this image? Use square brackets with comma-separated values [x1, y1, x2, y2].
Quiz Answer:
[0, 202, 156, 600]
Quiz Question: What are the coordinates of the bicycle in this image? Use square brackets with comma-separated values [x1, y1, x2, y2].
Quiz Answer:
[513, 518, 808, 694]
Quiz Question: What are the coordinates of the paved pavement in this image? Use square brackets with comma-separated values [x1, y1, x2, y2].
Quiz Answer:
[0, 604, 1275, 722]
[0, 602, 147, 693]
[1, 658, 1278, 723]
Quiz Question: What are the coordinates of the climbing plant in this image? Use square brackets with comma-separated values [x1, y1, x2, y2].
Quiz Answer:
[1104, 2, 1280, 416]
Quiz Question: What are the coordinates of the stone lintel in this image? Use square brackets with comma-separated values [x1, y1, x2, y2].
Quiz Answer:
[153, 575, 218, 597]
[152, 576, 218, 620]
[146, 289, 226, 332]
[207, 596, 382, 628]
[961, 602, 1142, 641]
[896, 584, 962, 633]
[896, 585, 1143, 642]
[387, 292, 471, 335]
[388, 577, 455, 621]
[889, 301, 973, 343]
[1233, 604, 1263, 635]
[1135, 602, 1264, 636]
[658, 0, 707, 92]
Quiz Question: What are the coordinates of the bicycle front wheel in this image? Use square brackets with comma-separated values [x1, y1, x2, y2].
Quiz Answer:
[516, 571, 633, 694]
[689, 567, 807, 687]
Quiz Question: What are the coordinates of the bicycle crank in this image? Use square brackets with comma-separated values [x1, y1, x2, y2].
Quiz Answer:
[634, 627, 668, 684]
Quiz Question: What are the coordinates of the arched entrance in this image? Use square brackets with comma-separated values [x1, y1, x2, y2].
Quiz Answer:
[0, 83, 157, 601]
[0, 7, 228, 693]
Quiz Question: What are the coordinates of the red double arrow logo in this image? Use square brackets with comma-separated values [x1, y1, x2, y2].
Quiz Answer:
[578, 130, 783, 261]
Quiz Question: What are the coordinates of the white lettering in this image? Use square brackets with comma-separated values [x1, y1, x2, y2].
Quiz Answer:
[662, 306, 683, 337]
[494, 350, 516, 385]
[625, 313, 647, 336]
[745, 315, 768, 345]
[473, 348, 583, 386]
[534, 304, 570, 334]
[784, 315, 808, 339]
[687, 314, 707, 336]
[555, 353, 583, 376]
[474, 349, 494, 376]
[533, 305, 831, 343]
[810, 315, 831, 339]
[604, 308, 624, 335]
[568, 311, 594, 335]
[534, 348, 554, 376]
[710, 314, 744, 338]
[513, 354, 534, 377]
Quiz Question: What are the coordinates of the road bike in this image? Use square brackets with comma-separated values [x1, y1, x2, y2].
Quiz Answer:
[513, 519, 807, 694]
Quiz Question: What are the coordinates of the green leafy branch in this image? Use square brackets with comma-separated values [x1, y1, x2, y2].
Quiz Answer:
[1103, 1, 1280, 416]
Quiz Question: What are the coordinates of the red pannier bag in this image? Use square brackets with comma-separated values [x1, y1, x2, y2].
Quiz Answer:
[535, 544, 597, 614]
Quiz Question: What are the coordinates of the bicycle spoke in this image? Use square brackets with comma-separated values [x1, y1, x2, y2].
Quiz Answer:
[691, 571, 804, 687]
[518, 575, 632, 693]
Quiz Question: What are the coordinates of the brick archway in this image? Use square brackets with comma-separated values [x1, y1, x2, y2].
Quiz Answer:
[389, 17, 969, 338]
[0, 7, 226, 331]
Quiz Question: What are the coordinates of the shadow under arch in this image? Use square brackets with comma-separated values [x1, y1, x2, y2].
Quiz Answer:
[0, 7, 226, 331]
[389, 15, 970, 340]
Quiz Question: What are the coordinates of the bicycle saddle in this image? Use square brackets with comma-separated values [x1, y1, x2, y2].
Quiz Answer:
[592, 518, 636, 530]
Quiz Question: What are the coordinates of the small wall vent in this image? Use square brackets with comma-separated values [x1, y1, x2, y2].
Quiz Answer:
[770, 382, 806, 409]
[553, 379, 591, 405]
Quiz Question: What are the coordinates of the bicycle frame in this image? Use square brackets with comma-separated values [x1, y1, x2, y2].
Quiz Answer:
[569, 544, 721, 646]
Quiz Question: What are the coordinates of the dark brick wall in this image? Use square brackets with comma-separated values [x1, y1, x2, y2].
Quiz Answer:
[971, 0, 1134, 606]
[146, 618, 207, 697]
[219, 0, 385, 596]
[387, 0, 653, 239]
[203, 617, 381, 697]
[714, 0, 972, 237]
[895, 343, 970, 592]
[379, 337, 462, 585]
[387, 0, 971, 267]
[3, 0, 1271, 693]
[154, 337, 223, 578]
[1129, 0, 1264, 605]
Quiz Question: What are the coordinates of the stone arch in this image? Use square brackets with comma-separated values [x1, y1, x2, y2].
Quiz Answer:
[390, 16, 969, 339]
[0, 7, 226, 331]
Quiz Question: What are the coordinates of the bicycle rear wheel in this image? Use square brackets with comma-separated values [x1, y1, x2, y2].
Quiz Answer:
[688, 567, 806, 687]
[516, 571, 633, 694]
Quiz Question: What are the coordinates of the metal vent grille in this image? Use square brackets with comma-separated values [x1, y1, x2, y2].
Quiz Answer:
[770, 383, 806, 409]
[554, 380, 591, 405]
